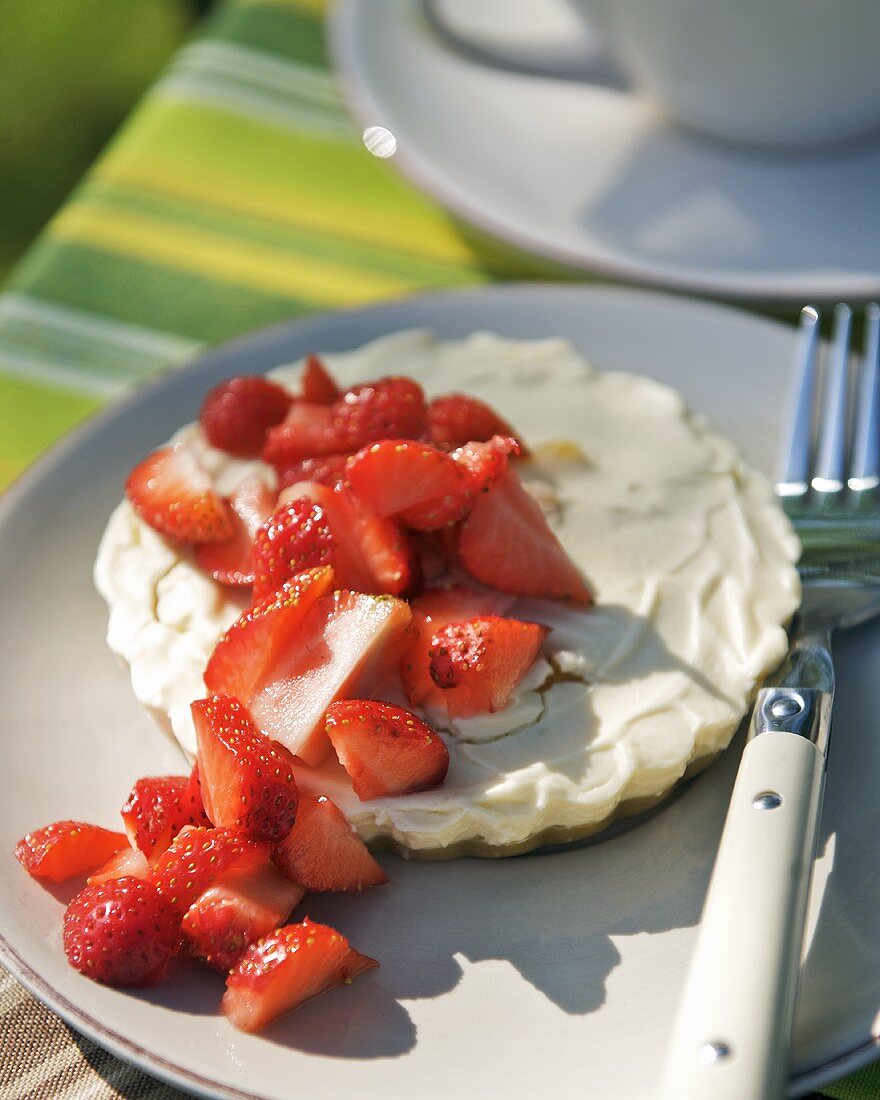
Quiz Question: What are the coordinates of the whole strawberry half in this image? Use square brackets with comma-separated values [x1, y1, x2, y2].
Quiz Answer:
[252, 499, 336, 603]
[15, 821, 129, 882]
[149, 825, 269, 919]
[301, 354, 341, 405]
[126, 443, 233, 544]
[427, 392, 527, 453]
[458, 469, 592, 604]
[222, 918, 377, 1033]
[402, 584, 515, 709]
[428, 615, 548, 717]
[279, 480, 417, 597]
[63, 877, 179, 987]
[195, 475, 276, 586]
[272, 794, 388, 892]
[120, 769, 211, 862]
[192, 694, 299, 844]
[324, 700, 449, 801]
[182, 862, 307, 972]
[200, 375, 291, 457]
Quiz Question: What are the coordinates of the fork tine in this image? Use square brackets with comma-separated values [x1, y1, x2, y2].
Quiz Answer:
[848, 302, 880, 491]
[812, 303, 852, 493]
[776, 306, 819, 496]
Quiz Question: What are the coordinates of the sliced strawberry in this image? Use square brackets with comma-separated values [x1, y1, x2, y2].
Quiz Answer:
[279, 481, 416, 596]
[452, 435, 521, 494]
[324, 700, 449, 801]
[263, 377, 427, 465]
[344, 440, 472, 532]
[182, 862, 307, 972]
[200, 375, 291, 458]
[126, 443, 233, 544]
[301, 354, 341, 405]
[63, 877, 179, 987]
[205, 566, 336, 705]
[195, 476, 275, 586]
[120, 771, 211, 862]
[263, 402, 338, 463]
[149, 826, 268, 919]
[222, 918, 377, 1033]
[458, 470, 592, 604]
[246, 589, 413, 766]
[252, 499, 335, 603]
[87, 844, 150, 886]
[15, 821, 129, 882]
[428, 615, 548, 717]
[428, 392, 527, 453]
[192, 694, 299, 844]
[402, 584, 514, 708]
[272, 794, 388, 892]
[276, 453, 349, 492]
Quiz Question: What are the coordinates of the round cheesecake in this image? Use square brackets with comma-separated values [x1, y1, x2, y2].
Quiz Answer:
[95, 331, 801, 857]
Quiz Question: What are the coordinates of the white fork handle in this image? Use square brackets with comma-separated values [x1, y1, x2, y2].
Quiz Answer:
[659, 731, 825, 1100]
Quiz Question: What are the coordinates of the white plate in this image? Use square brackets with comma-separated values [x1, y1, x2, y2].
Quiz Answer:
[329, 0, 880, 304]
[1, 285, 878, 1099]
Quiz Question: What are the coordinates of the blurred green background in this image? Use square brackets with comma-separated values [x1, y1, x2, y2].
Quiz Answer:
[0, 0, 212, 282]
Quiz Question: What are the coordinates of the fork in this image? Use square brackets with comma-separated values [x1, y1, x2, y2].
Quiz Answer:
[659, 303, 880, 1100]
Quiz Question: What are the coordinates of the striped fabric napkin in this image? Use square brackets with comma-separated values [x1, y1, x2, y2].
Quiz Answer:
[0, 1, 875, 1098]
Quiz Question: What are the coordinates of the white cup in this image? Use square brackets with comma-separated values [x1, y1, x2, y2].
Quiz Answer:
[428, 0, 880, 149]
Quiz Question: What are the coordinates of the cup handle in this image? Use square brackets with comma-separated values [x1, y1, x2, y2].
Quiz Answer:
[421, 0, 625, 89]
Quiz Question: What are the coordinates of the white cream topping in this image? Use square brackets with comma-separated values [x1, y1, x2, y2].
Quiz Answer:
[94, 331, 801, 853]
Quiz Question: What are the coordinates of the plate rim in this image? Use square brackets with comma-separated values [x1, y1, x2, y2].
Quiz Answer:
[328, 0, 880, 305]
[1, 281, 877, 1097]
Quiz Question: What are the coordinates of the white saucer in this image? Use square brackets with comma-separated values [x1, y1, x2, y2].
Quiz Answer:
[1, 285, 879, 1098]
[329, 0, 880, 303]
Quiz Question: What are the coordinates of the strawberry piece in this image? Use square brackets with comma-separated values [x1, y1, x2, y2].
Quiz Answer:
[428, 615, 548, 717]
[200, 375, 291, 458]
[263, 402, 339, 463]
[126, 443, 233, 544]
[63, 877, 179, 987]
[345, 440, 472, 531]
[182, 862, 307, 972]
[222, 918, 377, 1033]
[272, 794, 388, 892]
[121, 771, 211, 862]
[252, 499, 335, 602]
[276, 453, 348, 491]
[280, 481, 416, 596]
[301, 354, 341, 405]
[246, 589, 413, 766]
[458, 470, 592, 604]
[87, 845, 150, 886]
[195, 476, 275, 586]
[15, 821, 129, 882]
[149, 826, 268, 919]
[263, 377, 427, 465]
[205, 566, 336, 706]
[452, 435, 521, 494]
[402, 584, 514, 708]
[428, 392, 527, 453]
[324, 700, 449, 801]
[192, 695, 299, 844]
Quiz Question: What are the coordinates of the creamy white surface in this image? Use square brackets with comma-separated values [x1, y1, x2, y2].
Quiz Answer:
[94, 331, 800, 852]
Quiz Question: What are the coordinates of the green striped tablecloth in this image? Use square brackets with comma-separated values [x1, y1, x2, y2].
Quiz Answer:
[0, 1, 875, 1097]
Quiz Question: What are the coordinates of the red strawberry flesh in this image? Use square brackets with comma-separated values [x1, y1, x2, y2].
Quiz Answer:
[272, 794, 388, 892]
[252, 499, 335, 602]
[200, 375, 291, 458]
[324, 700, 449, 801]
[301, 354, 341, 405]
[120, 771, 211, 861]
[192, 694, 299, 843]
[15, 821, 129, 882]
[222, 918, 377, 1033]
[428, 392, 527, 453]
[126, 443, 233, 544]
[195, 475, 275, 586]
